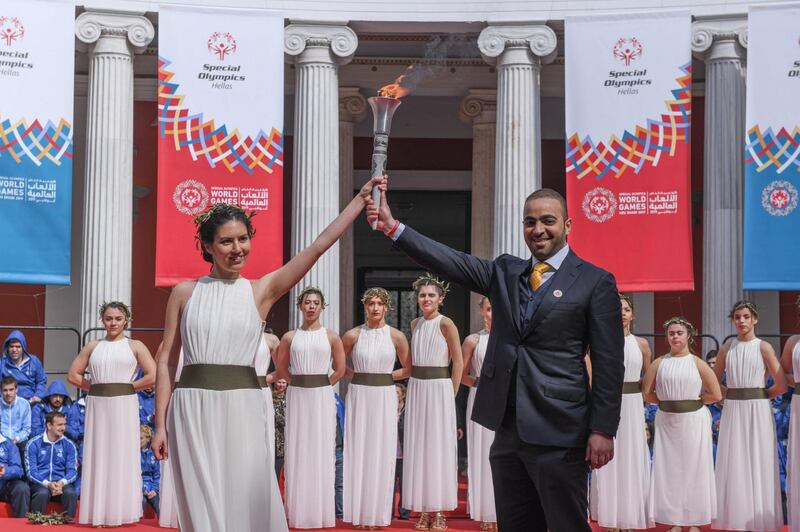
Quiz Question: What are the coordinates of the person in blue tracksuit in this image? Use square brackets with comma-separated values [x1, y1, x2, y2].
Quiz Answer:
[0, 433, 30, 517]
[334, 392, 345, 520]
[25, 411, 79, 517]
[0, 376, 31, 446]
[140, 425, 160, 516]
[31, 380, 78, 439]
[1, 330, 47, 403]
[135, 369, 156, 429]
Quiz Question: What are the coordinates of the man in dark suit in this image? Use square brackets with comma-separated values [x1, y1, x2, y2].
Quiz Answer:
[368, 185, 624, 531]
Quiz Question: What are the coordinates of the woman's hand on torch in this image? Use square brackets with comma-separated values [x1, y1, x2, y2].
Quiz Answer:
[365, 176, 397, 233]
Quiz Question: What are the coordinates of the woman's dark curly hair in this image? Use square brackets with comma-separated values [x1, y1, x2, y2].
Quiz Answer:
[194, 204, 256, 263]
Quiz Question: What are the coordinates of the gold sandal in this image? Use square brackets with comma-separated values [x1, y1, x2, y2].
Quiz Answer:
[430, 512, 448, 530]
[414, 513, 431, 530]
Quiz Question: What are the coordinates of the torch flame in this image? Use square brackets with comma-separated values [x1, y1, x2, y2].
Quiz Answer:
[378, 65, 414, 99]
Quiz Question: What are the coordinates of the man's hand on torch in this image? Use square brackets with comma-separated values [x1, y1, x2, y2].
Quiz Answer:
[365, 175, 398, 234]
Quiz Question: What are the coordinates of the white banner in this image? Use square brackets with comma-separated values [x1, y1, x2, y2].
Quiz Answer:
[0, 0, 74, 284]
[156, 5, 285, 285]
[743, 4, 800, 289]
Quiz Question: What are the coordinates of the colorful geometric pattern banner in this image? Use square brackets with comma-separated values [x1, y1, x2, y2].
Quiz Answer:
[0, 0, 74, 285]
[565, 12, 693, 292]
[743, 5, 800, 290]
[156, 5, 284, 286]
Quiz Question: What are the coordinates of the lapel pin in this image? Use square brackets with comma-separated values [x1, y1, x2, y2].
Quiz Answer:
[553, 290, 563, 298]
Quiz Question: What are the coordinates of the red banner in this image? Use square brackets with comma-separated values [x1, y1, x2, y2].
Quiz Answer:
[155, 6, 284, 286]
[565, 13, 694, 292]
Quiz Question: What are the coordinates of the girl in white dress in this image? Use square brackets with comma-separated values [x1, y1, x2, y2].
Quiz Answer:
[404, 274, 464, 531]
[591, 293, 652, 532]
[68, 301, 156, 526]
[461, 296, 496, 531]
[780, 319, 800, 532]
[255, 329, 280, 457]
[158, 348, 183, 529]
[642, 317, 722, 532]
[342, 287, 411, 529]
[151, 177, 381, 532]
[713, 300, 786, 532]
[276, 287, 346, 529]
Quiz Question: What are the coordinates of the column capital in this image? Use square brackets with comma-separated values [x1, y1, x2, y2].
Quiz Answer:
[75, 9, 154, 54]
[339, 87, 368, 123]
[459, 89, 497, 125]
[692, 16, 747, 62]
[478, 24, 557, 65]
[285, 23, 358, 66]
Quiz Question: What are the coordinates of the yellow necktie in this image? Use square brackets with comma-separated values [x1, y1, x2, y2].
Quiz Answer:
[530, 262, 552, 291]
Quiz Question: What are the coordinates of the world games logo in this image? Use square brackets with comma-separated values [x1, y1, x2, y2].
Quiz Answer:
[613, 37, 643, 66]
[582, 187, 617, 223]
[207, 32, 237, 61]
[761, 180, 798, 217]
[0, 16, 24, 46]
[173, 180, 209, 216]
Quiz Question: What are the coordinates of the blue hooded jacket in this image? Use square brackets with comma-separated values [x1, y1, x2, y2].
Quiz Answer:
[24, 432, 78, 486]
[31, 381, 78, 440]
[140, 447, 160, 494]
[1, 330, 47, 400]
[0, 435, 24, 490]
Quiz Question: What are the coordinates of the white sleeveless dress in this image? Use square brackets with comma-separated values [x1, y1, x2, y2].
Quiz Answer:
[648, 354, 715, 526]
[285, 326, 336, 529]
[591, 334, 651, 529]
[344, 325, 398, 527]
[159, 350, 183, 529]
[403, 314, 458, 512]
[255, 335, 276, 458]
[789, 341, 800, 532]
[713, 338, 783, 531]
[466, 330, 496, 522]
[167, 277, 287, 532]
[79, 338, 142, 526]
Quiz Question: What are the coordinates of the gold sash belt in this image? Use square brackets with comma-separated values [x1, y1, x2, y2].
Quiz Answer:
[291, 374, 330, 388]
[411, 366, 450, 380]
[658, 399, 703, 413]
[726, 387, 768, 400]
[351, 373, 394, 386]
[89, 383, 135, 397]
[176, 364, 259, 391]
[621, 381, 641, 394]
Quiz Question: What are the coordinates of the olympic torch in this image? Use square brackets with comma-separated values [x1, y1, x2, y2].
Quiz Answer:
[367, 96, 402, 230]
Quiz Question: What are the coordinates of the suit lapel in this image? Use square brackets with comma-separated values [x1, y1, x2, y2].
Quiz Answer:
[505, 258, 528, 337]
[523, 250, 583, 338]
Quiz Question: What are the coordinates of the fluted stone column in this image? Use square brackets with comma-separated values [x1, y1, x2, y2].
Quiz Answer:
[285, 23, 357, 330]
[460, 89, 497, 332]
[75, 10, 154, 339]
[339, 88, 367, 332]
[478, 25, 557, 258]
[692, 18, 748, 353]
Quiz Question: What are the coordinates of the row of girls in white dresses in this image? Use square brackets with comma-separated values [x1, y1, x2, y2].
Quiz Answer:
[591, 317, 800, 531]
[71, 291, 495, 529]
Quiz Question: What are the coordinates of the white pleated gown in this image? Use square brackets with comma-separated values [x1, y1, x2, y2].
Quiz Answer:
[159, 350, 183, 529]
[466, 330, 496, 523]
[403, 314, 458, 512]
[167, 277, 287, 532]
[789, 342, 800, 532]
[344, 325, 398, 527]
[79, 338, 142, 526]
[255, 335, 276, 458]
[648, 354, 716, 526]
[713, 338, 783, 531]
[285, 327, 336, 529]
[592, 334, 652, 529]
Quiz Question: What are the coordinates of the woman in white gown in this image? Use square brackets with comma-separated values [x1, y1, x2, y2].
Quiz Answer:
[403, 274, 464, 531]
[642, 317, 722, 532]
[591, 293, 652, 531]
[151, 177, 381, 532]
[712, 300, 786, 532]
[461, 296, 496, 531]
[255, 329, 280, 457]
[780, 315, 800, 532]
[342, 287, 411, 529]
[68, 302, 156, 526]
[276, 287, 346, 529]
[158, 349, 183, 529]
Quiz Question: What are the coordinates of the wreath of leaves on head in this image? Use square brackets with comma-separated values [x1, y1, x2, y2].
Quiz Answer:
[98, 301, 132, 323]
[412, 272, 450, 299]
[361, 287, 393, 310]
[662, 316, 698, 343]
[193, 203, 257, 245]
[728, 300, 759, 319]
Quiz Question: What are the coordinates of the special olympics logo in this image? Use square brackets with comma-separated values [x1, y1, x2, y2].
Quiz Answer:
[208, 32, 237, 61]
[613, 37, 643, 66]
[582, 187, 617, 223]
[761, 180, 798, 216]
[173, 180, 209, 216]
[0, 16, 24, 47]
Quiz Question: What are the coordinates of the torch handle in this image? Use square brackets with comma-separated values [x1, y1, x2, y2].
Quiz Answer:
[370, 132, 389, 230]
